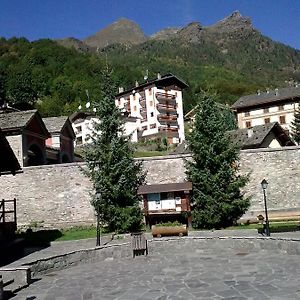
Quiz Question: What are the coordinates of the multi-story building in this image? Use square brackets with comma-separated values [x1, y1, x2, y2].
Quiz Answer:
[231, 85, 300, 135]
[115, 73, 188, 144]
[70, 111, 139, 146]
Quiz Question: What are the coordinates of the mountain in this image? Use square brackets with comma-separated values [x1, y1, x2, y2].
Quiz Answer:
[1, 11, 300, 117]
[56, 37, 92, 53]
[83, 18, 147, 49]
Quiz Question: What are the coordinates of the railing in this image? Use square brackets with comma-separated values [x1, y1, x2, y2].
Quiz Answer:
[155, 92, 176, 101]
[0, 199, 17, 224]
[157, 104, 177, 112]
[158, 115, 178, 122]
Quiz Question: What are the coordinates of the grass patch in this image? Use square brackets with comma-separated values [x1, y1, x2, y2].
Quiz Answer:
[56, 226, 98, 241]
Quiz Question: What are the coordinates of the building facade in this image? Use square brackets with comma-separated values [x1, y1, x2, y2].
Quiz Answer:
[231, 85, 300, 136]
[115, 73, 187, 144]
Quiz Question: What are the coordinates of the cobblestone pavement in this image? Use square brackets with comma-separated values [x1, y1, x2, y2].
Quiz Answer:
[11, 233, 300, 300]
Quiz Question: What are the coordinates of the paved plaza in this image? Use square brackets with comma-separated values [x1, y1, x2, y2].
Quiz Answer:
[9, 232, 300, 300]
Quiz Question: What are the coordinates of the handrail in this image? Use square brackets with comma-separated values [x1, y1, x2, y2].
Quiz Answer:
[0, 198, 17, 224]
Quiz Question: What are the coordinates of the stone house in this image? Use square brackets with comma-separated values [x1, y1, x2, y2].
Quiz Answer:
[228, 122, 295, 149]
[0, 110, 50, 167]
[43, 116, 75, 163]
[231, 85, 300, 135]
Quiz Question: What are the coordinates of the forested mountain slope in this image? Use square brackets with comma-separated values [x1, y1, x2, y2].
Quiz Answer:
[0, 12, 299, 116]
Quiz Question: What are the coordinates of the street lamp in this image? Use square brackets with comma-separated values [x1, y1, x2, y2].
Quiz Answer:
[261, 179, 270, 236]
[95, 191, 101, 246]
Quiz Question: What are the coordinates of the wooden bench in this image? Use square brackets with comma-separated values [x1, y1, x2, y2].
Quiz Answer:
[131, 233, 148, 258]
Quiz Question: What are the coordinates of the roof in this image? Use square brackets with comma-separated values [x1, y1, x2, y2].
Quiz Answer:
[227, 122, 295, 149]
[138, 182, 192, 195]
[0, 110, 50, 137]
[116, 73, 189, 97]
[0, 110, 37, 130]
[231, 86, 300, 110]
[0, 128, 21, 175]
[43, 116, 70, 133]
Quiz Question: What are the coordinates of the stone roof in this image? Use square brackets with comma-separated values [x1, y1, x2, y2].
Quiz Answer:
[0, 110, 37, 130]
[43, 116, 70, 133]
[231, 85, 300, 110]
[173, 123, 295, 154]
[227, 122, 295, 149]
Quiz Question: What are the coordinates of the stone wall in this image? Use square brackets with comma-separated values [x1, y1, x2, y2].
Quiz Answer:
[0, 146, 299, 228]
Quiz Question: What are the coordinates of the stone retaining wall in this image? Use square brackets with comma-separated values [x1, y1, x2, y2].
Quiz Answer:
[0, 146, 299, 228]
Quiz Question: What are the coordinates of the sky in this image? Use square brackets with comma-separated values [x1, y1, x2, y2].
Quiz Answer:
[0, 0, 299, 50]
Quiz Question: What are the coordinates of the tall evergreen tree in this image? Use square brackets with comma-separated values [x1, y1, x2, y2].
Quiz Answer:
[291, 102, 300, 145]
[84, 67, 146, 233]
[186, 92, 250, 229]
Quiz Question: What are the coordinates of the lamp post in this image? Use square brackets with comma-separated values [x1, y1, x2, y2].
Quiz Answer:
[261, 179, 270, 236]
[95, 191, 101, 246]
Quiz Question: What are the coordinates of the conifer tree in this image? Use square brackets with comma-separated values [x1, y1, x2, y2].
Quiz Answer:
[186, 92, 250, 229]
[84, 67, 146, 233]
[291, 102, 300, 145]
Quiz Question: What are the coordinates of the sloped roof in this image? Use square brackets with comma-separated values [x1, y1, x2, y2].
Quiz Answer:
[116, 73, 188, 97]
[231, 86, 300, 110]
[0, 110, 37, 130]
[0, 110, 50, 137]
[173, 123, 295, 154]
[0, 128, 21, 175]
[227, 122, 295, 149]
[138, 182, 192, 195]
[43, 116, 70, 133]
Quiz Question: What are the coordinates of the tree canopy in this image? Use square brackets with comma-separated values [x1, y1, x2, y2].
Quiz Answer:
[83, 67, 146, 233]
[186, 92, 250, 229]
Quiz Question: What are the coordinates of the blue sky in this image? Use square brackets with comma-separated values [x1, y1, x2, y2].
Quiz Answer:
[0, 0, 299, 50]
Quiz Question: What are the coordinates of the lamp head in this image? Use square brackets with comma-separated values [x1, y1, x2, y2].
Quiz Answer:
[261, 179, 268, 190]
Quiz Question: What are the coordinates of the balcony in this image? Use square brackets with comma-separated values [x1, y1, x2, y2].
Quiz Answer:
[158, 126, 179, 138]
[158, 115, 178, 122]
[157, 104, 177, 113]
[155, 92, 176, 102]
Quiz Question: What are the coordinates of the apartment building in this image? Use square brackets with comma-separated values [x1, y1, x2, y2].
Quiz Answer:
[115, 73, 188, 144]
[231, 85, 300, 135]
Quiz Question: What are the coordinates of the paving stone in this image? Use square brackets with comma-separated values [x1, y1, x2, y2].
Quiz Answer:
[9, 233, 300, 299]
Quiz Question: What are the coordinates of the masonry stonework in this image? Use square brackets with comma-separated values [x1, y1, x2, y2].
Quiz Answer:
[0, 147, 299, 228]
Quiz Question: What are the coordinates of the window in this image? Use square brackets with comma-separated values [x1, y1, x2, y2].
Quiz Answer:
[150, 112, 154, 117]
[150, 123, 156, 129]
[263, 107, 269, 113]
[133, 106, 137, 111]
[279, 115, 286, 124]
[76, 126, 82, 133]
[245, 121, 252, 128]
[278, 105, 284, 111]
[77, 136, 83, 145]
[244, 111, 250, 117]
[264, 118, 270, 124]
[147, 193, 160, 201]
[149, 101, 153, 107]
[175, 91, 178, 97]
[149, 89, 152, 96]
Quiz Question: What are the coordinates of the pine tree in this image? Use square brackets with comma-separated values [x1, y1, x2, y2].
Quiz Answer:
[291, 102, 300, 145]
[186, 92, 250, 229]
[84, 67, 146, 233]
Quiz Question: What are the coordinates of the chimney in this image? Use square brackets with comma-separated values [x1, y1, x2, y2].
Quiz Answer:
[135, 81, 139, 87]
[118, 87, 124, 93]
[157, 72, 161, 79]
[257, 90, 261, 95]
[247, 127, 253, 138]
